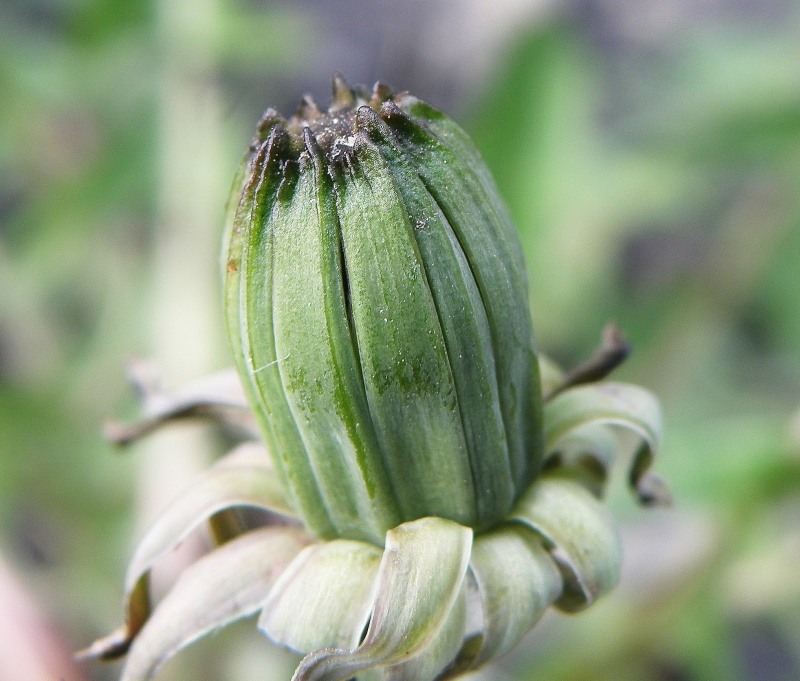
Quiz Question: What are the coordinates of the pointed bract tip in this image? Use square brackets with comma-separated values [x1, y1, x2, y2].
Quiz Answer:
[254, 108, 287, 147]
[260, 124, 291, 165]
[378, 99, 406, 121]
[301, 126, 325, 167]
[370, 81, 393, 108]
[331, 72, 356, 110]
[354, 104, 384, 132]
[301, 125, 316, 150]
[296, 94, 322, 122]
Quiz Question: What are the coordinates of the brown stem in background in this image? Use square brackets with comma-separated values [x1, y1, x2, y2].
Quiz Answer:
[545, 324, 631, 400]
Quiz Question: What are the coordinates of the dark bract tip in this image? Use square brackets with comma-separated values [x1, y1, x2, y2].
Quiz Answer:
[248, 124, 292, 184]
[331, 72, 356, 110]
[254, 108, 287, 147]
[301, 126, 326, 168]
[370, 82, 393, 108]
[354, 104, 383, 130]
[296, 94, 322, 122]
[378, 100, 412, 126]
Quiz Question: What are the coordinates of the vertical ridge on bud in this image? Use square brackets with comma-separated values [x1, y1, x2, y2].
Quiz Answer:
[226, 127, 337, 539]
[333, 139, 478, 526]
[268, 131, 401, 543]
[380, 98, 544, 489]
[354, 106, 516, 529]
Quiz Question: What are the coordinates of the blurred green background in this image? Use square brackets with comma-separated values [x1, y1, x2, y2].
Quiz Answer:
[1, 1, 799, 680]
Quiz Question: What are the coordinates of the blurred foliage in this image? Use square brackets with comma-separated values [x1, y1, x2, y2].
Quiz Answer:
[0, 1, 798, 681]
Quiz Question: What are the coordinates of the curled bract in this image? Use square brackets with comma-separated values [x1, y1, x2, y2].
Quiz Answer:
[80, 349, 666, 681]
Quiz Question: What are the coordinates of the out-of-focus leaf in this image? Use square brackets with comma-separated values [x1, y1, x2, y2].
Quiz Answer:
[124, 458, 295, 595]
[209, 441, 274, 470]
[105, 365, 257, 445]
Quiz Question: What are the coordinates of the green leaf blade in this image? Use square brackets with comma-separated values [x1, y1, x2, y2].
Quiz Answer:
[335, 142, 476, 526]
[270, 141, 401, 543]
[123, 455, 294, 595]
[357, 107, 515, 530]
[388, 96, 544, 492]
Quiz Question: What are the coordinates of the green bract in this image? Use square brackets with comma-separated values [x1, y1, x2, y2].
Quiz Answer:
[82, 76, 670, 681]
[224, 75, 543, 543]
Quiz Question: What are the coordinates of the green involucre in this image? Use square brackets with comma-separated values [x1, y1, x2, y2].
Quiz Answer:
[224, 81, 544, 542]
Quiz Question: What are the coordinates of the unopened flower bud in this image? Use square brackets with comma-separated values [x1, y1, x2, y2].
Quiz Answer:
[224, 75, 544, 543]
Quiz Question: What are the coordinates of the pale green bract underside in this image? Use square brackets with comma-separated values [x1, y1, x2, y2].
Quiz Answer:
[81, 357, 666, 681]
